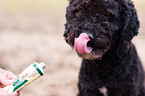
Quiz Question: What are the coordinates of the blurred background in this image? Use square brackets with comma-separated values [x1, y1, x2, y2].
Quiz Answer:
[0, 0, 144, 96]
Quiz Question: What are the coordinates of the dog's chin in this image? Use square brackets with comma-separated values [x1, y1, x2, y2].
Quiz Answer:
[76, 50, 105, 60]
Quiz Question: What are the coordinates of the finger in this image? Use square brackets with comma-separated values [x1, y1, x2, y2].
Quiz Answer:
[0, 70, 16, 86]
[0, 87, 6, 92]
[0, 88, 19, 96]
[11, 92, 19, 96]
[0, 92, 18, 96]
[0, 83, 5, 88]
[6, 71, 17, 80]
[0, 71, 16, 86]
[0, 78, 15, 86]
[0, 92, 11, 96]
[3, 85, 11, 92]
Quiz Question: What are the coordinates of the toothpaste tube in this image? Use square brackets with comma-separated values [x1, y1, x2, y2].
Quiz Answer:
[8, 62, 46, 93]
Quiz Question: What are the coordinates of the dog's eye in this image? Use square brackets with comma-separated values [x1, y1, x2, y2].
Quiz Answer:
[103, 11, 111, 16]
[74, 9, 81, 15]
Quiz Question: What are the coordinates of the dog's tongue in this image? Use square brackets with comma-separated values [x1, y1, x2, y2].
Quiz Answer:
[74, 33, 92, 54]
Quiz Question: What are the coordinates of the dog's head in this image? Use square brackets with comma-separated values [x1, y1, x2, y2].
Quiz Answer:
[64, 0, 139, 59]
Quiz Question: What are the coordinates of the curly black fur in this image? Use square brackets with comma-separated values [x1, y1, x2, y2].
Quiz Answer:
[64, 0, 145, 96]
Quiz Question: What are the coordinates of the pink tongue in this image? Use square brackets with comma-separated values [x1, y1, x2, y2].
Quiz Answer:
[74, 33, 92, 54]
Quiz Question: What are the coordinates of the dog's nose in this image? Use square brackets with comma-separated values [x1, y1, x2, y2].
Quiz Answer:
[83, 31, 93, 39]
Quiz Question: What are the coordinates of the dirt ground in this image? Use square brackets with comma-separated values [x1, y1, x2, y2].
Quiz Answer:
[0, 0, 144, 96]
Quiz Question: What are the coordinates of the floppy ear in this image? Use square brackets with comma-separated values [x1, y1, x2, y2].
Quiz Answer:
[120, 1, 140, 41]
[68, 0, 73, 4]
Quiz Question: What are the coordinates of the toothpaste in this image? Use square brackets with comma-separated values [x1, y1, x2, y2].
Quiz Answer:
[8, 62, 46, 93]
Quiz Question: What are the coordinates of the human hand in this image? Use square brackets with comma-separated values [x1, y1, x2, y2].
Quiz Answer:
[0, 68, 20, 96]
[0, 86, 18, 96]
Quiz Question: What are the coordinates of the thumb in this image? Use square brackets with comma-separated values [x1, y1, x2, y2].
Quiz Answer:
[0, 87, 18, 96]
[0, 91, 10, 96]
[0, 76, 15, 86]
[0, 92, 18, 96]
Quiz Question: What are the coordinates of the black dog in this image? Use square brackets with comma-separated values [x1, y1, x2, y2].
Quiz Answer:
[64, 0, 145, 96]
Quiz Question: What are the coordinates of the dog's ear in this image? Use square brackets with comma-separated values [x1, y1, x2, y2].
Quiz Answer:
[67, 0, 73, 4]
[120, 1, 140, 41]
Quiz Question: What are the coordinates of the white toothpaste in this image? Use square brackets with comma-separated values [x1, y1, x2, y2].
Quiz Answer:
[8, 62, 46, 93]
